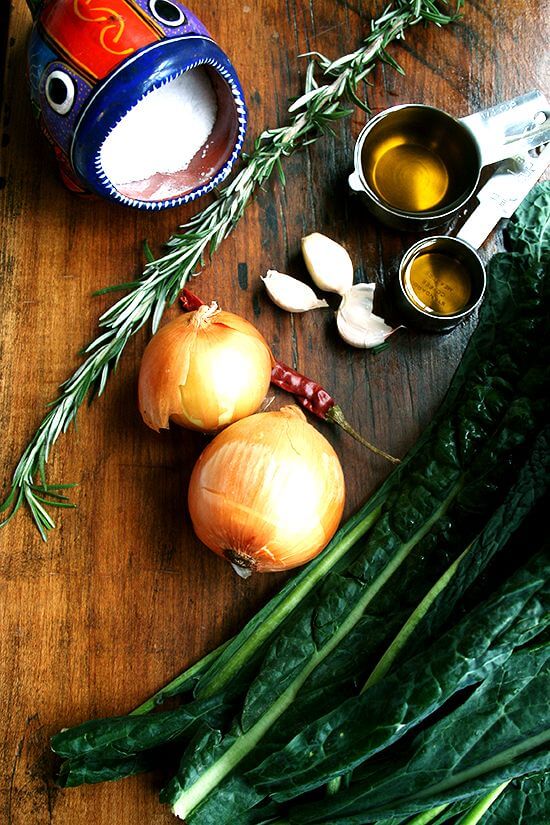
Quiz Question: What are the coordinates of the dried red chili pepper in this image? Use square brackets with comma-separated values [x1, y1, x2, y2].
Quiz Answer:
[177, 288, 399, 464]
[270, 361, 399, 463]
[270, 361, 334, 418]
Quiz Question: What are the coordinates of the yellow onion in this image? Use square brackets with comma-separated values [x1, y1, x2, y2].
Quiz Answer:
[188, 405, 346, 574]
[138, 303, 273, 432]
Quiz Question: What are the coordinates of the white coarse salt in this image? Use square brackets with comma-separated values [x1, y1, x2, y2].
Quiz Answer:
[100, 68, 218, 186]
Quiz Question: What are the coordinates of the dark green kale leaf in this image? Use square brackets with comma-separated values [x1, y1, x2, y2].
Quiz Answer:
[507, 180, 550, 264]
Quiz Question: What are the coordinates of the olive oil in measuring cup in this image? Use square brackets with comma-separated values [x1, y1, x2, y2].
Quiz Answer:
[368, 135, 450, 213]
[402, 251, 472, 315]
[396, 236, 486, 332]
[354, 105, 480, 229]
[350, 92, 550, 231]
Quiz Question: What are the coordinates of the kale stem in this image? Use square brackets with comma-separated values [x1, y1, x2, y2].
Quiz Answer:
[406, 804, 449, 824]
[326, 776, 342, 795]
[361, 545, 471, 692]
[328, 543, 476, 798]
[454, 782, 511, 825]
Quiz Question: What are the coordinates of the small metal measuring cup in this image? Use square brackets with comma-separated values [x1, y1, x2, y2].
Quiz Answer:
[349, 90, 550, 231]
[391, 144, 550, 332]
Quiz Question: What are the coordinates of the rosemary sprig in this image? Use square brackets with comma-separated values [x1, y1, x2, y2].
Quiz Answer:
[1, 1, 462, 538]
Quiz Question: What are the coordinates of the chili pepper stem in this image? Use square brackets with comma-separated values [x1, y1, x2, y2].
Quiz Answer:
[327, 405, 400, 464]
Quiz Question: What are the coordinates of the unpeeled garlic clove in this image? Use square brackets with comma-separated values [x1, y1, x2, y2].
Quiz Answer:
[336, 283, 395, 348]
[301, 232, 354, 296]
[262, 270, 329, 313]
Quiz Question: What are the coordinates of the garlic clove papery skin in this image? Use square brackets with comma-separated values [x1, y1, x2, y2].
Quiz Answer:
[301, 232, 354, 296]
[138, 307, 272, 433]
[262, 270, 329, 313]
[336, 283, 395, 349]
[188, 406, 345, 573]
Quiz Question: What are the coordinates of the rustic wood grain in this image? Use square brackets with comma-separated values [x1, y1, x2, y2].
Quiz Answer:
[0, 1, 548, 822]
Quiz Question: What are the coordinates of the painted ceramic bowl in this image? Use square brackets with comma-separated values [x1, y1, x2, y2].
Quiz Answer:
[27, 0, 247, 209]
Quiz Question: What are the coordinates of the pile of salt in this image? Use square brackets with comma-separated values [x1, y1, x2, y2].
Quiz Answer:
[100, 68, 218, 192]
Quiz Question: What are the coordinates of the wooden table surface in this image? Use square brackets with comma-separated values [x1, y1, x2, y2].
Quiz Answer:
[0, 1, 548, 822]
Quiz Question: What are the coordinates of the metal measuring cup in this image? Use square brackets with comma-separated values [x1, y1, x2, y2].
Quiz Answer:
[391, 144, 550, 332]
[348, 90, 550, 231]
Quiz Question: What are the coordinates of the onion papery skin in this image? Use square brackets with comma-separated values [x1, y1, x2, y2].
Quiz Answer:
[188, 406, 346, 573]
[138, 307, 273, 433]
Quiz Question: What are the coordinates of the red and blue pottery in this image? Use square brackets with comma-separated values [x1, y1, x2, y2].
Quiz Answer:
[26, 0, 247, 209]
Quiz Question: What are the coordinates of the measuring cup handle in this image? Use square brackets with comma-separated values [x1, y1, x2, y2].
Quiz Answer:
[456, 208, 501, 250]
[348, 170, 364, 193]
[460, 89, 550, 167]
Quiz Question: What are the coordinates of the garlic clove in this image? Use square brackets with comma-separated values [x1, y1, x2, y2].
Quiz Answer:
[262, 270, 329, 313]
[336, 283, 395, 349]
[301, 232, 354, 296]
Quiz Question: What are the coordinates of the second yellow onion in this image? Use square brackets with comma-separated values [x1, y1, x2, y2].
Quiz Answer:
[138, 303, 273, 432]
[188, 406, 346, 573]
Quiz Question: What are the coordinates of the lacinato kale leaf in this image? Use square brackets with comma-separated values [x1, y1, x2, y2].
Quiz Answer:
[507, 180, 550, 264]
[247, 552, 549, 802]
[57, 751, 161, 788]
[242, 424, 550, 779]
[51, 693, 228, 762]
[287, 643, 549, 823]
[402, 426, 550, 659]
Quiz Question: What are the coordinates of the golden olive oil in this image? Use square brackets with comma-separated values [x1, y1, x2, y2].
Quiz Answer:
[368, 134, 450, 212]
[403, 252, 472, 316]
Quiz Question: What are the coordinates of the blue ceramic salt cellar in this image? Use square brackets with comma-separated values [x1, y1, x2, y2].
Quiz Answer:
[26, 0, 247, 209]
